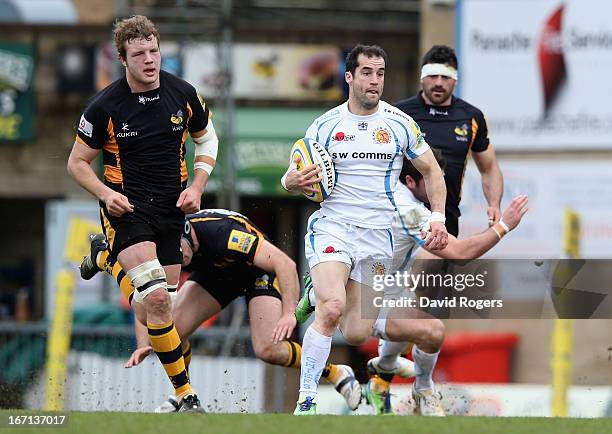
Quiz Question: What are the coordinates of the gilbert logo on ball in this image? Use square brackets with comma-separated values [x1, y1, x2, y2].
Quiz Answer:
[290, 137, 335, 203]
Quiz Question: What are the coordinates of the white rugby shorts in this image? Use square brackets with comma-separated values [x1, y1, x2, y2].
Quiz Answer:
[304, 210, 394, 285]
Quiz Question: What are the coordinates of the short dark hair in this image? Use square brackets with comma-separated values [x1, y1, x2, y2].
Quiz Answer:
[421, 45, 458, 69]
[399, 148, 445, 185]
[345, 44, 388, 76]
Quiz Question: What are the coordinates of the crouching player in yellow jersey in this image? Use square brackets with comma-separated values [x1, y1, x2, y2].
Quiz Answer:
[80, 209, 362, 412]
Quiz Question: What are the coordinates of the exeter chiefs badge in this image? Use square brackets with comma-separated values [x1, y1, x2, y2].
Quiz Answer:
[371, 261, 386, 276]
[373, 127, 390, 144]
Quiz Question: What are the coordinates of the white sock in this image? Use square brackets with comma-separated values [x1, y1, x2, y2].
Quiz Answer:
[308, 289, 317, 306]
[412, 345, 439, 392]
[299, 325, 332, 400]
[377, 339, 409, 371]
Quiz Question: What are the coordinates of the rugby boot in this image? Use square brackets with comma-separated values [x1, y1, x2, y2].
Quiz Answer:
[79, 233, 108, 280]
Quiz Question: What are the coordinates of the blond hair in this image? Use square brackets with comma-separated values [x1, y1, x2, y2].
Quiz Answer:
[113, 15, 160, 59]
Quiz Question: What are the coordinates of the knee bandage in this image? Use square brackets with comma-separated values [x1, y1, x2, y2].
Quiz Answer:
[127, 259, 167, 304]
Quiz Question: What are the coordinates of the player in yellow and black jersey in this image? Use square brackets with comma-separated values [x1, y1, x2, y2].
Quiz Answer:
[395, 45, 503, 236]
[179, 209, 273, 306]
[74, 67, 210, 209]
[68, 15, 219, 412]
[73, 54, 211, 262]
[80, 209, 364, 413]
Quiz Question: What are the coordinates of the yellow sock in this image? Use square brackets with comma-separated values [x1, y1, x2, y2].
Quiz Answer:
[283, 341, 301, 368]
[283, 342, 344, 385]
[183, 341, 192, 372]
[148, 321, 193, 400]
[110, 260, 135, 303]
[370, 375, 391, 393]
[102, 256, 136, 304]
[322, 363, 343, 384]
[97, 249, 111, 272]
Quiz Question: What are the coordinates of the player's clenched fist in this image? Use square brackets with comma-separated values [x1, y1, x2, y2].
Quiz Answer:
[104, 190, 134, 217]
[176, 185, 203, 213]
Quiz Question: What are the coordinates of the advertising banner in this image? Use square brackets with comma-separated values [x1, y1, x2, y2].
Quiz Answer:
[458, 0, 612, 149]
[460, 158, 612, 258]
[317, 384, 612, 416]
[0, 43, 34, 142]
[183, 43, 342, 100]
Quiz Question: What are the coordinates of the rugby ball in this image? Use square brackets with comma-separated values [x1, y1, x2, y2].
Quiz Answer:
[290, 137, 335, 203]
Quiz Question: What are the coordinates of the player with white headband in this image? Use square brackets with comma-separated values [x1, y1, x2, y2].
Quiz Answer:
[420, 62, 458, 81]
[396, 44, 503, 238]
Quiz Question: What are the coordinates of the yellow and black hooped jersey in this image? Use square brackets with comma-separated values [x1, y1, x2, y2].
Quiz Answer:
[75, 70, 209, 206]
[184, 209, 268, 273]
[395, 92, 490, 218]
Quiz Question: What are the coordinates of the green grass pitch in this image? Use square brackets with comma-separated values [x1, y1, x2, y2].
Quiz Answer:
[0, 411, 611, 434]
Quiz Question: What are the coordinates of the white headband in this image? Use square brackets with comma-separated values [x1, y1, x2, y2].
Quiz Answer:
[421, 63, 458, 81]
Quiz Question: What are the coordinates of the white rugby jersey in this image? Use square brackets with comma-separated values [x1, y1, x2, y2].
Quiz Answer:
[305, 100, 430, 228]
[391, 181, 431, 272]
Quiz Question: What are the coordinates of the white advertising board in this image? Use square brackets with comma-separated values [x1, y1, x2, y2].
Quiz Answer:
[459, 158, 612, 258]
[317, 384, 612, 417]
[458, 0, 612, 149]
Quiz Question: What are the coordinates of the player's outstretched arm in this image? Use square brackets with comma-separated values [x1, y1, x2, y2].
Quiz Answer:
[281, 155, 322, 195]
[411, 149, 448, 250]
[253, 239, 299, 343]
[426, 195, 528, 260]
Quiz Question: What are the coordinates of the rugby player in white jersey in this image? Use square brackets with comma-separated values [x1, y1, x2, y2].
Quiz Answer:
[295, 150, 528, 415]
[366, 150, 528, 415]
[282, 44, 448, 415]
